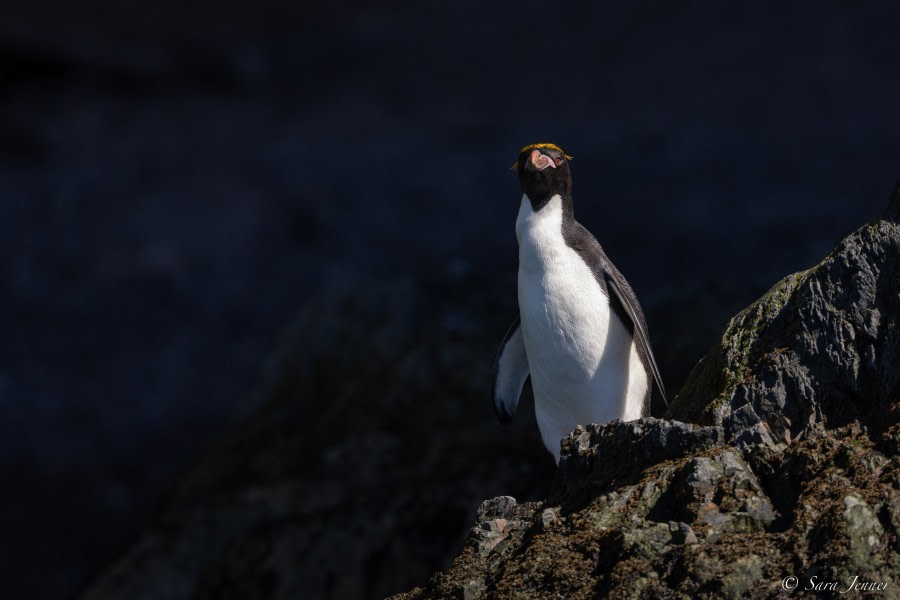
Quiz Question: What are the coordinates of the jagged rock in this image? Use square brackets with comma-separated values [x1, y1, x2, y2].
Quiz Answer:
[391, 185, 900, 599]
[473, 496, 540, 558]
[476, 496, 523, 522]
[540, 507, 561, 529]
[668, 521, 698, 545]
[647, 449, 776, 537]
[556, 419, 725, 497]
[670, 183, 900, 450]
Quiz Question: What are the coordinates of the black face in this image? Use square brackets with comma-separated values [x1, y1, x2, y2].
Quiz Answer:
[516, 143, 573, 209]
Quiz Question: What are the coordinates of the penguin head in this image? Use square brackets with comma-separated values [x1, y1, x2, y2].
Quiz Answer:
[515, 143, 573, 209]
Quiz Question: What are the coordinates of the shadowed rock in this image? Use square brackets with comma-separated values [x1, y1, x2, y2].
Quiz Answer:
[79, 274, 556, 600]
[670, 183, 900, 451]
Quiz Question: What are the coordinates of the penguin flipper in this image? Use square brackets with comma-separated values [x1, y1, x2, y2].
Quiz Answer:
[491, 316, 530, 424]
[604, 274, 668, 406]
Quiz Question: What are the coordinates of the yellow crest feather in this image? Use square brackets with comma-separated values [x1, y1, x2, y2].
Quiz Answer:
[511, 142, 573, 168]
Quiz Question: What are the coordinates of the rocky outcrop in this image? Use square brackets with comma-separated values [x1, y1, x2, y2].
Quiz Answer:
[393, 185, 900, 599]
[672, 185, 900, 450]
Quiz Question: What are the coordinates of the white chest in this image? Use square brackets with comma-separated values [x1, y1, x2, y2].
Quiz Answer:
[515, 195, 613, 374]
[515, 194, 647, 461]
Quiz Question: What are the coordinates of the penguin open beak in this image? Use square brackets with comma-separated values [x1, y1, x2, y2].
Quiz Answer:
[528, 149, 557, 171]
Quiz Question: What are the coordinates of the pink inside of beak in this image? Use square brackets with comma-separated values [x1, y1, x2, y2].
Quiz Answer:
[530, 149, 556, 170]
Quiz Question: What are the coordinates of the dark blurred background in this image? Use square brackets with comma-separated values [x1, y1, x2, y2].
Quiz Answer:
[1, 1, 899, 598]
